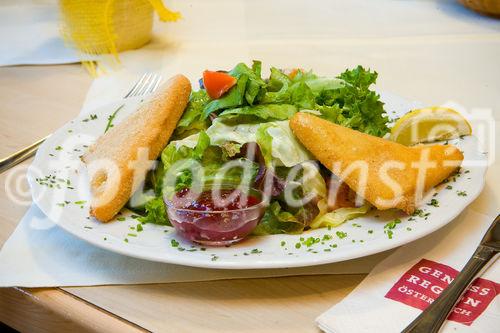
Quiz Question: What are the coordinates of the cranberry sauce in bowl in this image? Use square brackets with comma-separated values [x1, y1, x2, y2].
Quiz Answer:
[164, 186, 266, 246]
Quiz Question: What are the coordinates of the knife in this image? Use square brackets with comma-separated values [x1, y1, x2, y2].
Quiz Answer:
[402, 214, 499, 333]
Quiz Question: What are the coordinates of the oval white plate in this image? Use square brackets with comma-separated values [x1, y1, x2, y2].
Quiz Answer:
[27, 94, 488, 269]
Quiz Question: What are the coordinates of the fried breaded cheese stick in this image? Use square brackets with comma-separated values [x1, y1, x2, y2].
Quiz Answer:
[82, 75, 191, 222]
[290, 112, 463, 214]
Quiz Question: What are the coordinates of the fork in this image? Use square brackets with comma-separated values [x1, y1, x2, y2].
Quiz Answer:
[0, 73, 162, 174]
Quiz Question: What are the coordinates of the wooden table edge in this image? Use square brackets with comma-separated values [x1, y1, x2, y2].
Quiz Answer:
[0, 287, 147, 333]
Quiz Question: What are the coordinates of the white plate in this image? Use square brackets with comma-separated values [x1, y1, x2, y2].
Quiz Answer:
[27, 94, 488, 269]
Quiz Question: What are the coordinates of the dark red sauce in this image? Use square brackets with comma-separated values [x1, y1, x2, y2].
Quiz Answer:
[166, 189, 264, 246]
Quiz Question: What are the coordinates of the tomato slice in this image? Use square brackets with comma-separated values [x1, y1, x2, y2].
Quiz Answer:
[203, 70, 237, 99]
[286, 68, 304, 80]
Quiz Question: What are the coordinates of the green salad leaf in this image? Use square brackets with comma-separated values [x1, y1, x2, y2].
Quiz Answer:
[309, 204, 371, 229]
[257, 121, 312, 167]
[138, 197, 170, 225]
[230, 61, 266, 105]
[173, 90, 211, 139]
[218, 104, 297, 122]
[162, 131, 210, 170]
[202, 61, 266, 119]
[252, 201, 305, 235]
[205, 119, 311, 168]
[316, 66, 389, 137]
[202, 74, 249, 118]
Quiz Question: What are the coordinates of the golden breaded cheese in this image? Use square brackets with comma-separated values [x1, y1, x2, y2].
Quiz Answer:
[289, 112, 463, 214]
[82, 75, 191, 222]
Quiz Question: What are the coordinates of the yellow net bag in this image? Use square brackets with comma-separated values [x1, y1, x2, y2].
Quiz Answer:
[59, 0, 181, 75]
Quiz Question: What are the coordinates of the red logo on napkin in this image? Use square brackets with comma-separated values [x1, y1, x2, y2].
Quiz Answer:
[385, 259, 500, 326]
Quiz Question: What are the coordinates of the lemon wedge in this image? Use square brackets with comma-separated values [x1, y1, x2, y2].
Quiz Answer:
[390, 107, 472, 146]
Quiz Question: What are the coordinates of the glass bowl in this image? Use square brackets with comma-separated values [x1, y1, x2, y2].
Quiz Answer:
[164, 185, 266, 246]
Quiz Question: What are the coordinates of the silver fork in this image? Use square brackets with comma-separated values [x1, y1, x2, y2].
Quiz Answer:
[0, 73, 162, 174]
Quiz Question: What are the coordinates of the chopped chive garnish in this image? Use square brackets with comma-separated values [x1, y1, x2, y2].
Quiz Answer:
[336, 231, 347, 239]
[427, 199, 439, 207]
[384, 218, 401, 230]
[322, 234, 333, 241]
[105, 104, 124, 133]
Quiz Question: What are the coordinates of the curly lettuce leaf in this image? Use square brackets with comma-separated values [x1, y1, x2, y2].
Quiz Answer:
[138, 197, 170, 225]
[316, 66, 389, 137]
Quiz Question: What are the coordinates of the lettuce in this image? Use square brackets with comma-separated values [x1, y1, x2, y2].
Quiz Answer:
[206, 119, 312, 168]
[261, 68, 316, 109]
[202, 74, 249, 118]
[309, 204, 371, 229]
[301, 161, 328, 216]
[260, 121, 312, 167]
[138, 197, 170, 225]
[162, 131, 210, 170]
[252, 201, 305, 235]
[218, 104, 297, 122]
[202, 158, 259, 187]
[202, 61, 266, 119]
[200, 63, 389, 138]
[160, 131, 211, 193]
[231, 61, 266, 105]
[304, 77, 344, 94]
[316, 66, 389, 137]
[174, 90, 211, 139]
[255, 123, 274, 167]
[261, 67, 293, 104]
[206, 119, 259, 146]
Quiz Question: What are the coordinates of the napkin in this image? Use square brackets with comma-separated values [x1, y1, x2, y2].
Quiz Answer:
[317, 209, 499, 333]
[0, 0, 89, 67]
